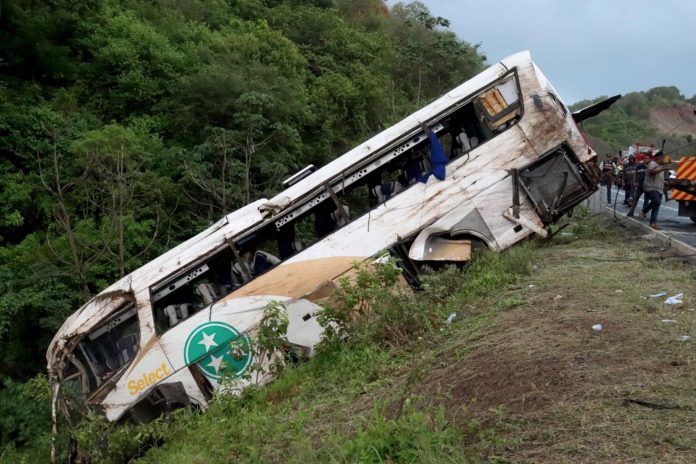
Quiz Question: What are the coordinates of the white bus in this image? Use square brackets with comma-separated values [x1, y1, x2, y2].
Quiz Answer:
[47, 51, 611, 424]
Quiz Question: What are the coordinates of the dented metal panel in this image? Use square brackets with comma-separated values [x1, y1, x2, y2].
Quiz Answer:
[420, 237, 473, 261]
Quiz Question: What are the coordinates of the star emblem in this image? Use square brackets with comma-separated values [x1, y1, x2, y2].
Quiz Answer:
[184, 321, 252, 381]
[197, 331, 218, 352]
[207, 354, 225, 373]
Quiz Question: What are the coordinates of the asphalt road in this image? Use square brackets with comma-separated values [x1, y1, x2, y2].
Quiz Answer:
[595, 185, 696, 250]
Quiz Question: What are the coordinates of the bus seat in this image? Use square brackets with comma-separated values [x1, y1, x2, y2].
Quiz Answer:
[116, 334, 138, 365]
[232, 261, 251, 285]
[402, 161, 426, 186]
[252, 251, 281, 276]
[456, 131, 472, 151]
[371, 182, 403, 205]
[291, 239, 304, 253]
[330, 205, 350, 227]
[164, 303, 191, 327]
[195, 283, 220, 306]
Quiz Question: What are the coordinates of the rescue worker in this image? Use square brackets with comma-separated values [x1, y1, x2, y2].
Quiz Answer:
[599, 154, 617, 203]
[622, 155, 637, 206]
[639, 151, 670, 229]
[626, 158, 647, 217]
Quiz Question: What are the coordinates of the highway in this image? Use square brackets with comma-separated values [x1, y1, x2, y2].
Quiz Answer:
[593, 185, 696, 250]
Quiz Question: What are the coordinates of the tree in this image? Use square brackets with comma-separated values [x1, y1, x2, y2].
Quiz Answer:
[389, 2, 485, 108]
[80, 8, 185, 119]
[36, 118, 100, 299]
[70, 124, 167, 278]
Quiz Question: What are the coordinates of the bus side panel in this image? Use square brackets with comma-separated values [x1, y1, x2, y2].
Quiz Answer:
[102, 338, 174, 421]
[157, 297, 266, 373]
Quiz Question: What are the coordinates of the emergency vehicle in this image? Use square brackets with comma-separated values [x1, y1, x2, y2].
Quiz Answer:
[668, 156, 696, 222]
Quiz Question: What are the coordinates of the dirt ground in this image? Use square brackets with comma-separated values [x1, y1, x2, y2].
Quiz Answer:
[650, 104, 696, 138]
[413, 215, 696, 463]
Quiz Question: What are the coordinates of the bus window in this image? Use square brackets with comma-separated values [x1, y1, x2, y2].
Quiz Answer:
[151, 247, 239, 333]
[78, 304, 140, 386]
[477, 76, 521, 131]
[60, 354, 90, 402]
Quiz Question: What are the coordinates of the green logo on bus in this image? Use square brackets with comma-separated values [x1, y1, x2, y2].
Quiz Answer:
[183, 321, 252, 381]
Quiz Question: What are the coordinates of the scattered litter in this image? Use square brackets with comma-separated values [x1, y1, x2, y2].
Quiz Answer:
[586, 308, 595, 312]
[664, 293, 684, 305]
[533, 265, 538, 269]
[553, 295, 564, 300]
[445, 313, 457, 324]
[661, 319, 678, 324]
[528, 284, 536, 288]
[592, 324, 603, 331]
[560, 232, 575, 237]
[649, 291, 667, 298]
[615, 289, 624, 294]
[677, 335, 691, 342]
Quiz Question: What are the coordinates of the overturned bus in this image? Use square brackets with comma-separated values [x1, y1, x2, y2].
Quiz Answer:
[47, 51, 612, 424]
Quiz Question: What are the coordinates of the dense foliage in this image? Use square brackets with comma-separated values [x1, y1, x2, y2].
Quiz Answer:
[0, 0, 485, 454]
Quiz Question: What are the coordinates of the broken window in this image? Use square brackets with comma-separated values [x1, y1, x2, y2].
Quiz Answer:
[150, 240, 289, 333]
[77, 303, 140, 389]
[476, 76, 522, 131]
[60, 353, 90, 402]
[151, 247, 242, 333]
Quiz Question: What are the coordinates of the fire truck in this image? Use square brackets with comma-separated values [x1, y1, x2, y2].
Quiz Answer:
[626, 142, 660, 163]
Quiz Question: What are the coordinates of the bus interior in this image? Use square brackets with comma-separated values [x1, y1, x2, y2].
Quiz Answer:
[146, 72, 524, 333]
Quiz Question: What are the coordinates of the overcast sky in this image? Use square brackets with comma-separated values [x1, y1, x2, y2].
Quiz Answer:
[416, 0, 696, 105]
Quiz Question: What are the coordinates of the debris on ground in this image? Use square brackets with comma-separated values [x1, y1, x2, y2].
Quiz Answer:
[664, 293, 684, 305]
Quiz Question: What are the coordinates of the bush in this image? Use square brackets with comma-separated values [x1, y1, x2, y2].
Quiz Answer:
[318, 246, 535, 351]
[0, 374, 51, 448]
[318, 258, 440, 349]
[329, 399, 476, 464]
[72, 413, 166, 464]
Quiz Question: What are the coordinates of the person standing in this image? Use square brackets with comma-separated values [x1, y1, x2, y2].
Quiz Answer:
[640, 151, 671, 229]
[627, 159, 647, 217]
[599, 154, 617, 203]
[622, 155, 637, 206]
